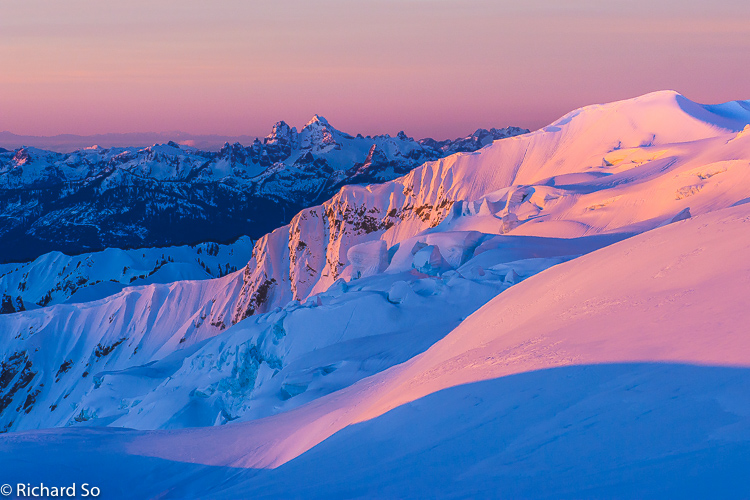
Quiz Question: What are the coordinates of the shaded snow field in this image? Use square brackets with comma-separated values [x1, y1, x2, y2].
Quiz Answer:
[1, 91, 750, 498]
[0, 238, 253, 309]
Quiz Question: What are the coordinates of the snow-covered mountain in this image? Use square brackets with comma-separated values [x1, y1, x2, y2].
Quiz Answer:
[0, 238, 253, 311]
[0, 130, 259, 153]
[0, 119, 527, 263]
[1, 91, 750, 497]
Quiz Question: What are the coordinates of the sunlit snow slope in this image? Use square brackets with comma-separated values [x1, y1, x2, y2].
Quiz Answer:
[1, 91, 749, 498]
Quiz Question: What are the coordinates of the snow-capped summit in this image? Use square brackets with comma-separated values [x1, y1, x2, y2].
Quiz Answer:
[265, 121, 297, 147]
[303, 114, 330, 128]
[267, 120, 296, 139]
[298, 115, 345, 153]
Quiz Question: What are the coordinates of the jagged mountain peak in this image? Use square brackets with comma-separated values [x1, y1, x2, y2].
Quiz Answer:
[12, 148, 32, 165]
[304, 114, 330, 128]
[264, 121, 298, 149]
[267, 120, 296, 137]
[397, 130, 411, 141]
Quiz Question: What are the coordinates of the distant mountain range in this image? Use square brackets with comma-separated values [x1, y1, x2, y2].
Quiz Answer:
[0, 131, 258, 153]
[0, 117, 527, 263]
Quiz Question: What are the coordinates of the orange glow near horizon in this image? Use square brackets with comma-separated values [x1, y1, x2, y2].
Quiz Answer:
[1, 0, 749, 140]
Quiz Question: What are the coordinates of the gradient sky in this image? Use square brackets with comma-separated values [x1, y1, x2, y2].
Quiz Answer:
[1, 0, 749, 139]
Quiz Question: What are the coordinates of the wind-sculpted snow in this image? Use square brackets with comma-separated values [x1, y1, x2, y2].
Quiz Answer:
[1, 91, 750, 497]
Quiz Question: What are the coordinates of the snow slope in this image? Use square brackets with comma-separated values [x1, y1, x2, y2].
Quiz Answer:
[3, 199, 750, 499]
[0, 91, 749, 497]
[0, 238, 252, 310]
[0, 228, 610, 431]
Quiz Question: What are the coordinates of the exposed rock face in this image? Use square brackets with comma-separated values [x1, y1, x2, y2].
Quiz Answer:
[0, 294, 24, 314]
[231, 156, 464, 322]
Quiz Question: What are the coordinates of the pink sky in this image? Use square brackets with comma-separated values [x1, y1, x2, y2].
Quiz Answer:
[1, 0, 748, 139]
